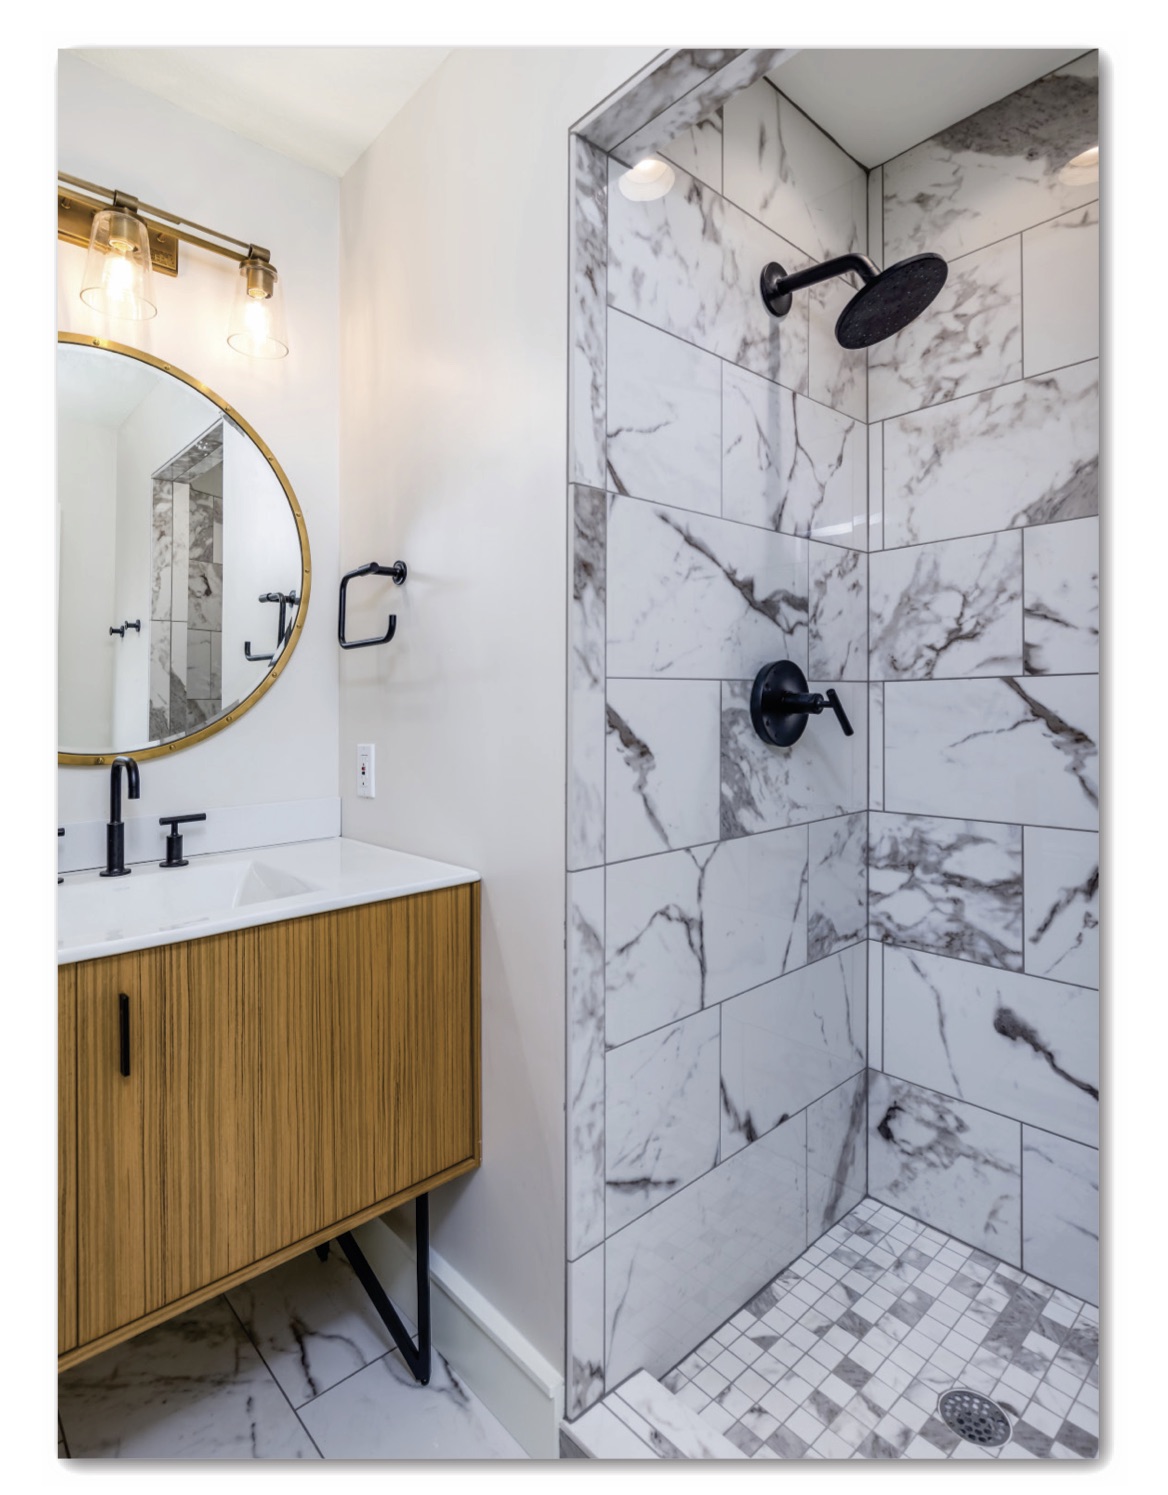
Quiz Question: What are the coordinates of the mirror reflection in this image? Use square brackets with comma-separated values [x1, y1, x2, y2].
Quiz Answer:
[57, 340, 307, 759]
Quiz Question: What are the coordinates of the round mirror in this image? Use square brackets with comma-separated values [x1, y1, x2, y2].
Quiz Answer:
[57, 334, 310, 764]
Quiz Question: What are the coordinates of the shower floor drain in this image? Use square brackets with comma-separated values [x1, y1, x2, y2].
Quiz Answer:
[938, 1389, 1012, 1447]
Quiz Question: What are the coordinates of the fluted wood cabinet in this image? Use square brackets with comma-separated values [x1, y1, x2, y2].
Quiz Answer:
[57, 883, 480, 1370]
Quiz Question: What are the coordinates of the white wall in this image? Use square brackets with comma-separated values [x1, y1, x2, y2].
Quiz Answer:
[57, 419, 116, 747]
[57, 53, 339, 826]
[338, 46, 657, 1369]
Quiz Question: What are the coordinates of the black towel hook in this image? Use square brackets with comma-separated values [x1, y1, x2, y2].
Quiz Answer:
[338, 561, 408, 650]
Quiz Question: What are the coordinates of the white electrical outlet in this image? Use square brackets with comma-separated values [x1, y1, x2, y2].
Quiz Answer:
[357, 743, 375, 798]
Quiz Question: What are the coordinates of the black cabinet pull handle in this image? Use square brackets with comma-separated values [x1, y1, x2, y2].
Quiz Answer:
[118, 994, 130, 1078]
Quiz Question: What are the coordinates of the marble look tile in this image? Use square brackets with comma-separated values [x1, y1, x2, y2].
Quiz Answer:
[568, 485, 606, 870]
[720, 945, 865, 1157]
[1023, 201, 1099, 378]
[615, 1369, 748, 1457]
[868, 1072, 1021, 1266]
[189, 490, 215, 562]
[870, 531, 1022, 680]
[869, 683, 884, 811]
[150, 622, 171, 714]
[868, 165, 883, 263]
[1024, 828, 1099, 989]
[607, 308, 721, 513]
[1022, 1129, 1098, 1306]
[58, 1297, 318, 1459]
[186, 629, 213, 700]
[882, 55, 1098, 263]
[586, 50, 741, 153]
[809, 543, 866, 681]
[568, 1245, 606, 1418]
[884, 676, 1098, 831]
[605, 678, 721, 862]
[808, 813, 867, 960]
[188, 561, 222, 630]
[607, 495, 808, 680]
[297, 1345, 525, 1459]
[606, 1008, 721, 1231]
[171, 483, 190, 623]
[565, 1402, 660, 1458]
[883, 361, 1098, 548]
[869, 236, 1022, 421]
[605, 1115, 807, 1386]
[568, 869, 606, 1257]
[809, 278, 867, 421]
[883, 946, 1098, 1146]
[608, 155, 810, 391]
[660, 109, 724, 193]
[722, 78, 865, 262]
[807, 1073, 868, 1238]
[721, 678, 867, 836]
[570, 137, 609, 490]
[868, 943, 884, 1070]
[868, 422, 883, 550]
[1023, 518, 1098, 676]
[704, 826, 809, 1003]
[869, 812, 1023, 971]
[722, 365, 866, 546]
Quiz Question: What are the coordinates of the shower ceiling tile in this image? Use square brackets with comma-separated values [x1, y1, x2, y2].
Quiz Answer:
[808, 813, 867, 961]
[868, 1072, 1021, 1266]
[1023, 828, 1099, 990]
[722, 366, 866, 547]
[807, 1073, 868, 1238]
[809, 280, 867, 422]
[567, 869, 606, 1260]
[870, 531, 1023, 681]
[607, 497, 808, 680]
[809, 543, 867, 681]
[1023, 518, 1099, 676]
[568, 485, 607, 871]
[607, 157, 810, 393]
[660, 109, 724, 194]
[1023, 202, 1099, 379]
[882, 54, 1098, 264]
[884, 675, 1098, 831]
[868, 236, 1022, 422]
[882, 947, 1098, 1147]
[869, 812, 1023, 971]
[1021, 1129, 1098, 1306]
[605, 678, 721, 863]
[882, 360, 1098, 548]
[607, 309, 721, 515]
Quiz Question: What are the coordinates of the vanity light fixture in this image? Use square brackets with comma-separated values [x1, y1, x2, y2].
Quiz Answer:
[59, 172, 290, 358]
[617, 157, 676, 201]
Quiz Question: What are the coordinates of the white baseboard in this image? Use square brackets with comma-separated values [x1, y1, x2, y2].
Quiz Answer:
[350, 1213, 565, 1460]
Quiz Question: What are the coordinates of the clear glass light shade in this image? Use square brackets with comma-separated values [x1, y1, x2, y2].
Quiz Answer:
[618, 157, 676, 201]
[227, 258, 289, 358]
[80, 208, 157, 320]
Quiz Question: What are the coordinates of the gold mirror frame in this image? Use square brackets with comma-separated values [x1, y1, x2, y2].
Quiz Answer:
[57, 332, 311, 766]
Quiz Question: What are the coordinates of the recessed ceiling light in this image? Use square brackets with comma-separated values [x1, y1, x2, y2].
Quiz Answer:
[1059, 144, 1099, 187]
[618, 157, 675, 202]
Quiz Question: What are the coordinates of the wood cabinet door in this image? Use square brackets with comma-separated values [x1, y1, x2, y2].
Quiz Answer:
[58, 967, 77, 1355]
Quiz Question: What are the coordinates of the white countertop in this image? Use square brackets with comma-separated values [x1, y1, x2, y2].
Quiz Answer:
[58, 837, 480, 965]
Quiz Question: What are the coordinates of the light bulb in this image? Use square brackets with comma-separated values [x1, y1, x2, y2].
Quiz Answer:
[80, 208, 157, 321]
[618, 157, 676, 202]
[227, 256, 288, 358]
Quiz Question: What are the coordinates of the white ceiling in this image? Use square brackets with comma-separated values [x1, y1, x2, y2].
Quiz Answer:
[767, 49, 1089, 168]
[57, 344, 161, 429]
[71, 47, 452, 178]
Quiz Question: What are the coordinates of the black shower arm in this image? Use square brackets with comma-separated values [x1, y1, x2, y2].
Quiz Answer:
[762, 254, 880, 298]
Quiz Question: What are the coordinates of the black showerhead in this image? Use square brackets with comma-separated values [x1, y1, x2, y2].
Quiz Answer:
[760, 251, 948, 349]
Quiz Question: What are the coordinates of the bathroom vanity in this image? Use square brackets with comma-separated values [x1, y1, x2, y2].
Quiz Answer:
[57, 839, 481, 1371]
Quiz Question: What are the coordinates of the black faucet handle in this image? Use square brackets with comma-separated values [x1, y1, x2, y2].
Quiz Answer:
[824, 688, 855, 737]
[58, 825, 64, 883]
[159, 812, 206, 869]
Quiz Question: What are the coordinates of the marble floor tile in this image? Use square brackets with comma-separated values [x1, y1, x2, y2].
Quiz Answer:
[1023, 517, 1099, 676]
[1023, 827, 1099, 989]
[1022, 201, 1099, 378]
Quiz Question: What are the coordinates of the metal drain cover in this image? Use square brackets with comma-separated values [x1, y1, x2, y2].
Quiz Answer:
[938, 1388, 1011, 1447]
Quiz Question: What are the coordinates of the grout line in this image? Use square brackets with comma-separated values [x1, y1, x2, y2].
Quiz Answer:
[876, 508, 1097, 560]
[872, 350, 1097, 427]
[876, 1061, 1096, 1151]
[223, 1293, 326, 1459]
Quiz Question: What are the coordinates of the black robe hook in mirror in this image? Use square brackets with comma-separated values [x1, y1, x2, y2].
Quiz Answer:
[750, 660, 854, 747]
[338, 561, 408, 649]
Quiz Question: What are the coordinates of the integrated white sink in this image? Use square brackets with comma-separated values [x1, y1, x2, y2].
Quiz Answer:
[58, 837, 479, 964]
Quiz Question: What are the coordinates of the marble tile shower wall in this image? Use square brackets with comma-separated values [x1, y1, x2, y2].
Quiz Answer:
[865, 55, 1100, 1312]
[566, 78, 872, 1419]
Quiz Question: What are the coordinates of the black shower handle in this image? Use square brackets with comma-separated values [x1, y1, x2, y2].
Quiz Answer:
[824, 688, 854, 737]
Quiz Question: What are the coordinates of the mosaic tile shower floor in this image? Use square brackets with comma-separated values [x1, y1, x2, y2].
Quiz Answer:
[643, 1199, 1098, 1460]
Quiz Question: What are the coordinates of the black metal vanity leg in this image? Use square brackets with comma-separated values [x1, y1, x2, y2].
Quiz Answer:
[314, 1243, 330, 1262]
[337, 1193, 432, 1385]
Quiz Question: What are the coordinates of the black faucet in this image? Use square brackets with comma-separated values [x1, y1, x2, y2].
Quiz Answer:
[100, 755, 141, 878]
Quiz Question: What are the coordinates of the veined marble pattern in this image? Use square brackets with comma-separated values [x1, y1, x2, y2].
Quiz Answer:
[869, 683, 884, 811]
[869, 812, 1023, 970]
[1023, 201, 1099, 378]
[188, 561, 222, 630]
[868, 1071, 1022, 1264]
[809, 543, 866, 681]
[568, 1245, 606, 1418]
[721, 679, 867, 837]
[189, 490, 215, 562]
[186, 629, 214, 701]
[605, 1007, 721, 1231]
[605, 1115, 807, 1387]
[868, 942, 884, 1069]
[806, 1072, 867, 1236]
[882, 946, 1098, 1146]
[660, 109, 724, 193]
[584, 50, 740, 154]
[607, 495, 808, 680]
[722, 79, 865, 264]
[882, 55, 1098, 264]
[607, 308, 721, 513]
[868, 236, 1022, 421]
[151, 479, 173, 616]
[570, 137, 608, 490]
[883, 675, 1098, 831]
[808, 813, 867, 960]
[720, 945, 865, 1158]
[605, 678, 720, 862]
[568, 869, 606, 1257]
[1022, 1129, 1099, 1305]
[568, 485, 605, 870]
[1023, 518, 1098, 676]
[870, 531, 1022, 680]
[867, 422, 883, 551]
[607, 156, 810, 391]
[702, 826, 809, 1005]
[809, 279, 866, 422]
[883, 360, 1098, 548]
[156, 423, 223, 484]
[1024, 828, 1099, 989]
[722, 365, 866, 546]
